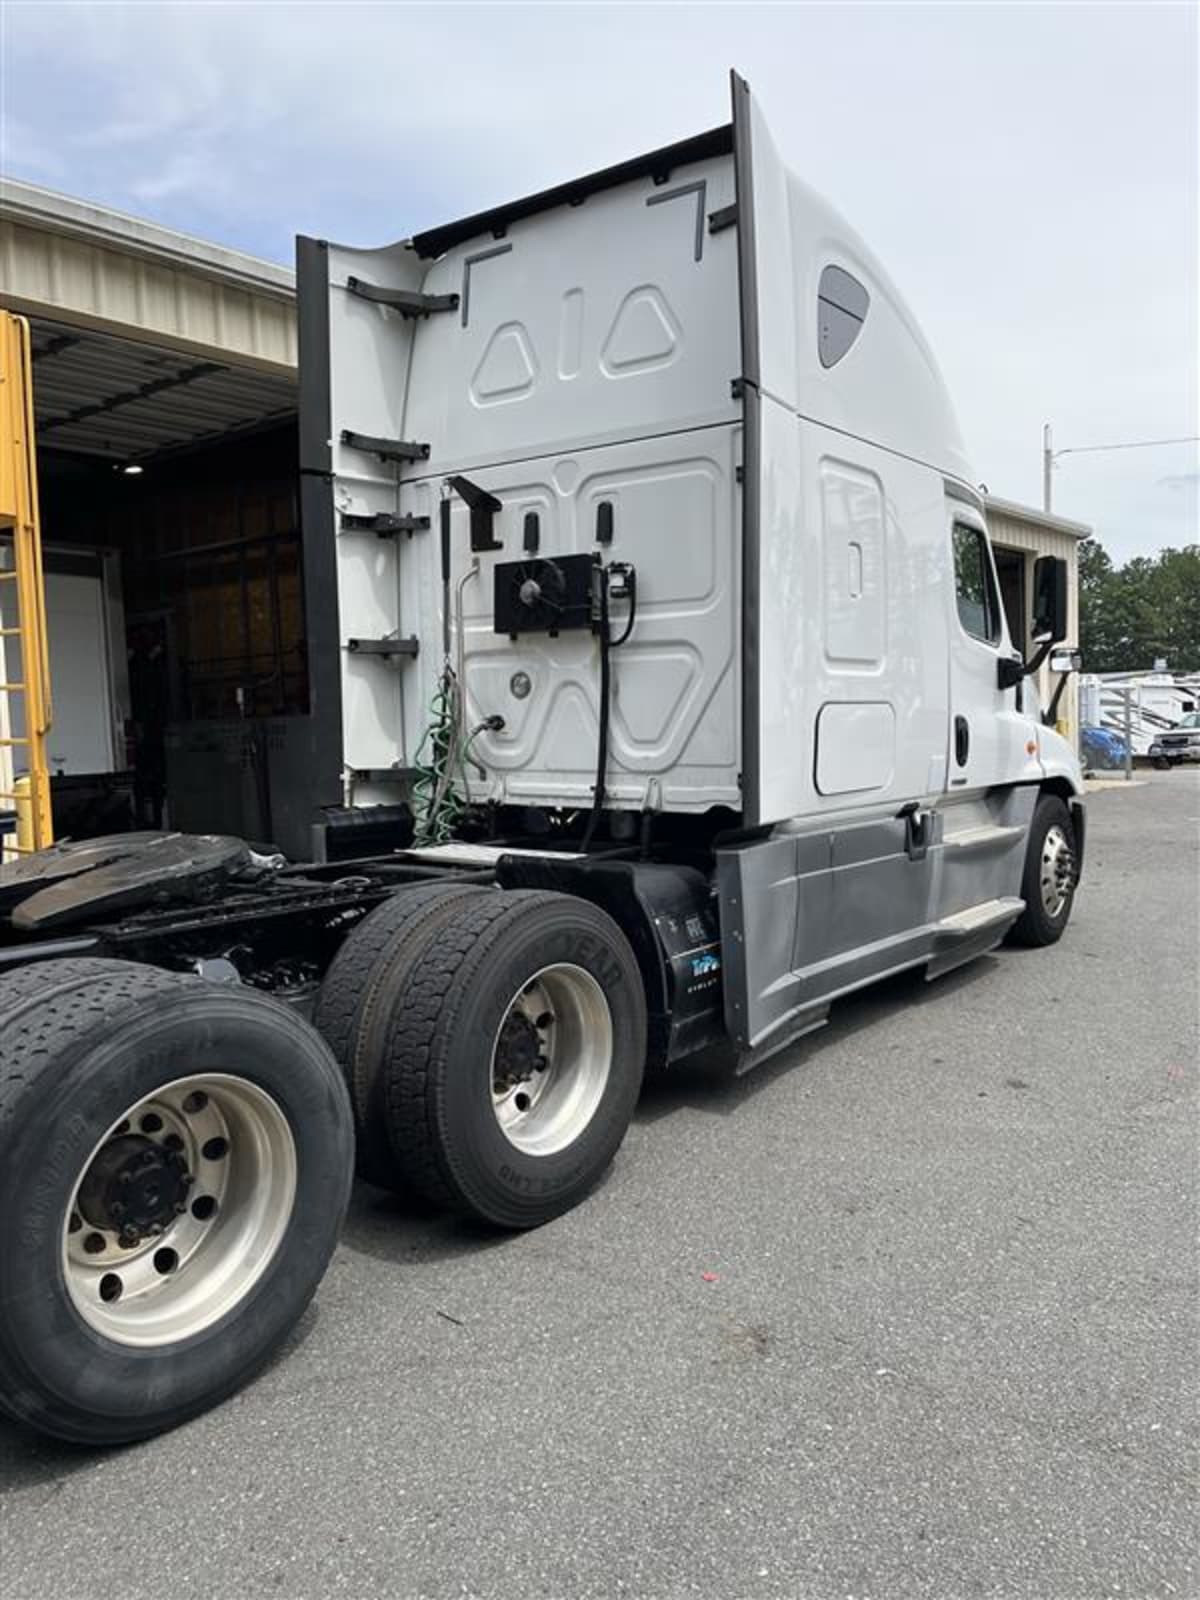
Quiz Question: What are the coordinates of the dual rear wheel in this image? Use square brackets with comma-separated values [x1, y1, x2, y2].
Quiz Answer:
[314, 886, 647, 1229]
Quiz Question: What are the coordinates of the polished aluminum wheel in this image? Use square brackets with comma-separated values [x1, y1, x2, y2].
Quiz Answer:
[1039, 824, 1075, 920]
[490, 964, 613, 1157]
[62, 1074, 296, 1347]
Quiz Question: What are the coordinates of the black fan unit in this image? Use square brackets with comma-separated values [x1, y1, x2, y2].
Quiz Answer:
[493, 553, 595, 637]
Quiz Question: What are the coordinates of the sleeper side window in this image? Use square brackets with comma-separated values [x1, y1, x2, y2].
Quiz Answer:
[818, 265, 869, 368]
[952, 523, 1001, 645]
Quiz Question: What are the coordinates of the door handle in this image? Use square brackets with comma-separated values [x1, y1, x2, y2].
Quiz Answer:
[954, 715, 970, 767]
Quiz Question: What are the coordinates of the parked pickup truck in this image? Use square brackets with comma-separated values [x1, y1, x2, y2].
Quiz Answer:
[1148, 713, 1200, 768]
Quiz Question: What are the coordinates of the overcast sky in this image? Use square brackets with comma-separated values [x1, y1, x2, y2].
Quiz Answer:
[1, 1, 1196, 561]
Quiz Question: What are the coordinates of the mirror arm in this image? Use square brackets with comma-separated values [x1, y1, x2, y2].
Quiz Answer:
[1042, 671, 1070, 728]
[1024, 637, 1057, 677]
[997, 637, 1056, 692]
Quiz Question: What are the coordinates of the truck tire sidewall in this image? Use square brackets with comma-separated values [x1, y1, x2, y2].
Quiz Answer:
[0, 992, 352, 1443]
[435, 908, 645, 1225]
[1019, 796, 1077, 945]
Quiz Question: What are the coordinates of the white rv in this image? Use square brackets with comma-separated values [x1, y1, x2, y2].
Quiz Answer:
[0, 74, 1085, 1445]
[1080, 669, 1200, 758]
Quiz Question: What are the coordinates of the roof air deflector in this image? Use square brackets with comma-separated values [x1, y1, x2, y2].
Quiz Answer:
[411, 124, 734, 260]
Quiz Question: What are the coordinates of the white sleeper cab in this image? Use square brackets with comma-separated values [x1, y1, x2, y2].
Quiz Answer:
[0, 72, 1084, 1446]
[298, 69, 1084, 1063]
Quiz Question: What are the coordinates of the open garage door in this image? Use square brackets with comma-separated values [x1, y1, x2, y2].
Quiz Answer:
[0, 178, 325, 852]
[0, 173, 315, 851]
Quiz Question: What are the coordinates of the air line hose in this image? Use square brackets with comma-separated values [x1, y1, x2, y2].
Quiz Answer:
[581, 563, 637, 852]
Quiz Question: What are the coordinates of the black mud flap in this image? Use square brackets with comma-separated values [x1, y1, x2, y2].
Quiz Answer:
[494, 855, 725, 1068]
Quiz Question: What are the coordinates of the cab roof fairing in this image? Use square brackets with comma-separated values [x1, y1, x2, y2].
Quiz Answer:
[308, 80, 975, 498]
[314, 87, 971, 491]
[406, 125, 735, 262]
[735, 88, 976, 490]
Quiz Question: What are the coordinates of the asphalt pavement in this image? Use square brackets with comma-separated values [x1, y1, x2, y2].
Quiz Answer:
[1, 771, 1196, 1600]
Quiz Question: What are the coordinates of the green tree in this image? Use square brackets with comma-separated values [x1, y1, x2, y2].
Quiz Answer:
[1078, 538, 1200, 673]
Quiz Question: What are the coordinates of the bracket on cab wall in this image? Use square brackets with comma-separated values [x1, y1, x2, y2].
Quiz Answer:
[348, 767, 420, 785]
[346, 637, 420, 658]
[345, 278, 460, 318]
[446, 474, 504, 553]
[341, 430, 430, 464]
[339, 511, 430, 538]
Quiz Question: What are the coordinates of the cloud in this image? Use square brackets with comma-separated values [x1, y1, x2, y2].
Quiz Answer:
[0, 114, 65, 180]
[128, 151, 232, 205]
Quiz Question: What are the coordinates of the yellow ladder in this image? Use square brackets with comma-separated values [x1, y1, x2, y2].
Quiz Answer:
[0, 312, 54, 854]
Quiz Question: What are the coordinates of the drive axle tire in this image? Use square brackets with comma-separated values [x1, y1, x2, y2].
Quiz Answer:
[313, 882, 484, 1187]
[0, 956, 154, 1024]
[1008, 794, 1078, 948]
[0, 970, 353, 1445]
[384, 890, 647, 1229]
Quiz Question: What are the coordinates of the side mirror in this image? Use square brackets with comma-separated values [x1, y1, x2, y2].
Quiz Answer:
[1032, 556, 1068, 644]
[1049, 647, 1082, 674]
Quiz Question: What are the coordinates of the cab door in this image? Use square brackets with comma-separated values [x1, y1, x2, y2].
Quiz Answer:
[946, 510, 1028, 793]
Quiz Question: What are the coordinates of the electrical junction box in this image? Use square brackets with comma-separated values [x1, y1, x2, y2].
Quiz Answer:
[493, 554, 595, 638]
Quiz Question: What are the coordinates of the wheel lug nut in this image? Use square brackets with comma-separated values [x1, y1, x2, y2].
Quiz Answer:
[110, 1202, 126, 1219]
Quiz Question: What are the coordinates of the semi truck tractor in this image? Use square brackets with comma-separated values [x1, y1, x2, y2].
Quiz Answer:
[0, 73, 1084, 1444]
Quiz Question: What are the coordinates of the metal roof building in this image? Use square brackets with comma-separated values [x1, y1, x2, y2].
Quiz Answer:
[0, 178, 297, 461]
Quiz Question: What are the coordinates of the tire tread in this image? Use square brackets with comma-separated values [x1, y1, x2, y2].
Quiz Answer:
[384, 890, 646, 1224]
[314, 884, 482, 1077]
[345, 883, 484, 1185]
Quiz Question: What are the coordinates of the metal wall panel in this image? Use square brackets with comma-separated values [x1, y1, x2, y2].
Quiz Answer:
[0, 191, 296, 376]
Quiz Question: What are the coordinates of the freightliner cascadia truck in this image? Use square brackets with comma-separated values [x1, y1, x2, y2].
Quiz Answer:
[0, 74, 1084, 1444]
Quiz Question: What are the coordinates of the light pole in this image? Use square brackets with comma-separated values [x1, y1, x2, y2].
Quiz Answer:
[1041, 425, 1200, 513]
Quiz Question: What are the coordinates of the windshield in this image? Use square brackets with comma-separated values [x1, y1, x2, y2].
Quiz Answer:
[1176, 713, 1200, 729]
